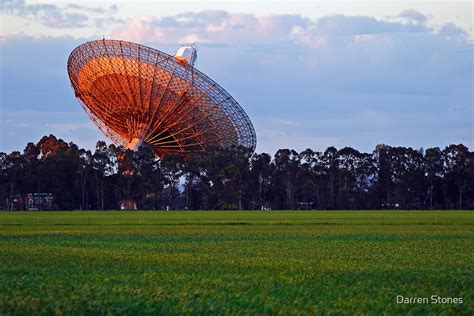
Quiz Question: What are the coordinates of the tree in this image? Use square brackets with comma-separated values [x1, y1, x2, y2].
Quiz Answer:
[160, 153, 184, 209]
[373, 144, 394, 209]
[299, 148, 323, 209]
[322, 147, 339, 209]
[443, 144, 470, 209]
[337, 147, 362, 209]
[273, 149, 301, 209]
[250, 152, 273, 210]
[1, 134, 472, 210]
[425, 147, 444, 209]
[135, 144, 162, 209]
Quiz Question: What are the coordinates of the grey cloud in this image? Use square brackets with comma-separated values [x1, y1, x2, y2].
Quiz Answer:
[94, 17, 127, 29]
[315, 14, 425, 36]
[438, 23, 469, 40]
[399, 9, 428, 23]
[1, 0, 119, 29]
[67, 3, 118, 14]
[43, 12, 89, 29]
[114, 10, 444, 47]
[112, 10, 310, 44]
[192, 9, 230, 24]
[265, 14, 310, 29]
[155, 10, 230, 28]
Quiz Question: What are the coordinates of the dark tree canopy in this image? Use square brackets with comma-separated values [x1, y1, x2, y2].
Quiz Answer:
[1, 135, 473, 210]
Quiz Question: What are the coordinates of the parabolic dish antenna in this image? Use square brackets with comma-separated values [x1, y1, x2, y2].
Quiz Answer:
[67, 39, 256, 156]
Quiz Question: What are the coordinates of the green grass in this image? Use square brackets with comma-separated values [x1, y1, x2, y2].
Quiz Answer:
[0, 210, 473, 315]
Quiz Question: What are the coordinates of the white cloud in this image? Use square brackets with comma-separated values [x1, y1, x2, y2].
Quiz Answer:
[291, 26, 327, 49]
[110, 11, 310, 45]
[112, 16, 163, 42]
[179, 33, 200, 44]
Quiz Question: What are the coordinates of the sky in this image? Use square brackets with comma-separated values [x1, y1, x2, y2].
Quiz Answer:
[0, 0, 473, 155]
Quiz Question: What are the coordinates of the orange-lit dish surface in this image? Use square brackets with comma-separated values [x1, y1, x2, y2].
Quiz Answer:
[67, 39, 256, 156]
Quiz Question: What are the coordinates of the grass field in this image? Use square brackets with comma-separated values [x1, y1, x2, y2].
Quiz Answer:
[0, 210, 473, 315]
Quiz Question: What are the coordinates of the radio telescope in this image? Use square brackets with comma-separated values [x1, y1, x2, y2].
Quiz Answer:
[67, 39, 256, 156]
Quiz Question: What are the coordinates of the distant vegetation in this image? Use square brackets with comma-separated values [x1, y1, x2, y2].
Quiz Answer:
[0, 134, 472, 210]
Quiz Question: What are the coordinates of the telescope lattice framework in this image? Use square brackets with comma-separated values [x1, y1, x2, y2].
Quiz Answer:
[67, 39, 256, 156]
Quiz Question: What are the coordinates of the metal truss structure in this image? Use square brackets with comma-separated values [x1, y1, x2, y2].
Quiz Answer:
[67, 39, 256, 156]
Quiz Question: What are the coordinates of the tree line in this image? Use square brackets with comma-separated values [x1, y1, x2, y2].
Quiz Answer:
[1, 134, 472, 210]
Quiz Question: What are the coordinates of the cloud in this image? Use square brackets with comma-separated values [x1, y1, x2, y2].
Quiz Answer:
[291, 26, 327, 49]
[314, 14, 426, 36]
[66, 3, 117, 15]
[112, 16, 164, 43]
[109, 10, 456, 51]
[437, 23, 469, 40]
[157, 10, 230, 28]
[1, 0, 88, 28]
[0, 10, 472, 154]
[0, 0, 119, 29]
[111, 11, 310, 44]
[179, 33, 200, 44]
[94, 16, 126, 29]
[399, 9, 428, 23]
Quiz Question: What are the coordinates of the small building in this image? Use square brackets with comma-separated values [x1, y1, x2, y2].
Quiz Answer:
[120, 198, 137, 210]
[8, 193, 54, 211]
[297, 201, 314, 210]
